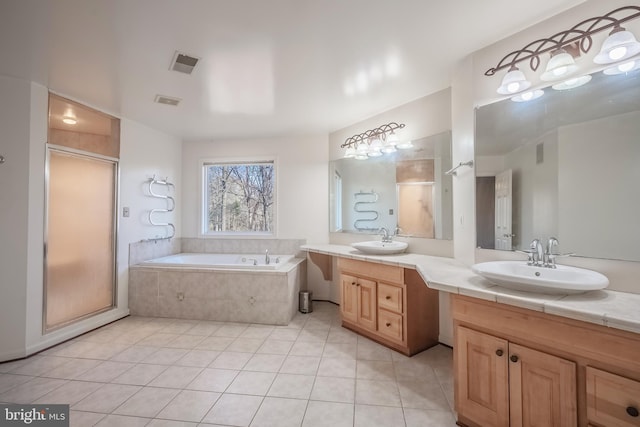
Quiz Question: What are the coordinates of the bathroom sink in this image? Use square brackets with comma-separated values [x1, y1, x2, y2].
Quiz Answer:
[471, 261, 609, 294]
[351, 241, 408, 255]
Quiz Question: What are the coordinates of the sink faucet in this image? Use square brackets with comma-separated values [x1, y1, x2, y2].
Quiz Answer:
[265, 249, 270, 265]
[378, 227, 391, 243]
[530, 239, 544, 266]
[545, 237, 559, 268]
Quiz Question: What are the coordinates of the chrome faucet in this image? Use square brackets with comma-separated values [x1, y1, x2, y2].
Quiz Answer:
[545, 237, 559, 268]
[265, 249, 270, 265]
[378, 227, 391, 243]
[530, 239, 544, 266]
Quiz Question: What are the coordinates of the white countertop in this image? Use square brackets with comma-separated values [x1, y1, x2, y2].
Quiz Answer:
[301, 244, 640, 335]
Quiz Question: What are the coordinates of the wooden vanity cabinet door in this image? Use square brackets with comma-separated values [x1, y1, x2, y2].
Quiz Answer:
[586, 367, 640, 427]
[456, 326, 509, 427]
[340, 274, 358, 324]
[356, 278, 377, 331]
[509, 343, 577, 427]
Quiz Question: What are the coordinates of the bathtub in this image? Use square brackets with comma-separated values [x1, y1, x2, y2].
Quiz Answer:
[129, 252, 306, 325]
[140, 253, 295, 270]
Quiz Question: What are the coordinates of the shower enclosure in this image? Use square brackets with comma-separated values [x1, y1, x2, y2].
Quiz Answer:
[44, 94, 120, 331]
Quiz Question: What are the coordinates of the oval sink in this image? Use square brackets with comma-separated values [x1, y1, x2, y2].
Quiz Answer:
[351, 241, 408, 255]
[471, 261, 609, 294]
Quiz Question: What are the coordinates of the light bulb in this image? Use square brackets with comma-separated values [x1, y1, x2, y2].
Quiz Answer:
[618, 60, 636, 72]
[507, 82, 520, 93]
[609, 46, 627, 61]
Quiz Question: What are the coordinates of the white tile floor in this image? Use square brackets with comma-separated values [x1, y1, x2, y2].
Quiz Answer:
[0, 302, 457, 427]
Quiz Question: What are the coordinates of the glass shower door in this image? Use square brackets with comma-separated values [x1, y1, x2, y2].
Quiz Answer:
[44, 148, 117, 330]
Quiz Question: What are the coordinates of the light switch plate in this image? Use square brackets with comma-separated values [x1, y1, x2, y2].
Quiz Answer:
[123, 207, 130, 217]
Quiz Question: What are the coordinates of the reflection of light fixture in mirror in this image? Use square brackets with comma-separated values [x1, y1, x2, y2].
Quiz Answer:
[62, 115, 77, 125]
[511, 89, 544, 102]
[540, 49, 578, 81]
[497, 65, 531, 94]
[594, 25, 640, 64]
[354, 153, 368, 160]
[343, 146, 356, 158]
[396, 140, 414, 150]
[603, 58, 640, 75]
[552, 74, 592, 90]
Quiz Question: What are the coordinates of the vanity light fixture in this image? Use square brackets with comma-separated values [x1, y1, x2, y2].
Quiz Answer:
[341, 122, 406, 159]
[594, 25, 640, 64]
[485, 6, 640, 99]
[396, 140, 414, 150]
[540, 48, 578, 81]
[496, 65, 531, 94]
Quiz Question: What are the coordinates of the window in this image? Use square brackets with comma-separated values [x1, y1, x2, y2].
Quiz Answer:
[202, 160, 275, 235]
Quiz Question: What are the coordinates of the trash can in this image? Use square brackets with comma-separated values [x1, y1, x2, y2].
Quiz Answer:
[299, 291, 313, 314]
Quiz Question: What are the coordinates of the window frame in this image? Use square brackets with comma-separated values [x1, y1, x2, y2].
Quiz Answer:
[200, 156, 277, 238]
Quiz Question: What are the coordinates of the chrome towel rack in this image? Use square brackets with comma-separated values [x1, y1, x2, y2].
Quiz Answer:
[445, 160, 474, 176]
[147, 175, 175, 240]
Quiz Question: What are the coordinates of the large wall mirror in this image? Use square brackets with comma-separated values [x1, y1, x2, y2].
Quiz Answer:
[475, 69, 640, 262]
[330, 131, 453, 239]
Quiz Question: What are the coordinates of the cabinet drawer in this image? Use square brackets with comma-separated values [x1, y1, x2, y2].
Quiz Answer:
[587, 367, 640, 427]
[338, 258, 403, 284]
[378, 282, 403, 314]
[377, 309, 403, 343]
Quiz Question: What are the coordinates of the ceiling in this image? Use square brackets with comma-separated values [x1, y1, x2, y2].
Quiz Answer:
[0, 0, 585, 142]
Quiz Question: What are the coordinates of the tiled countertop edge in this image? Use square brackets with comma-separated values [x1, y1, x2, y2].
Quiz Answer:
[302, 244, 640, 335]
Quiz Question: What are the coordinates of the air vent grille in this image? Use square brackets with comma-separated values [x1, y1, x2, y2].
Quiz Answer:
[170, 51, 199, 74]
[154, 95, 181, 106]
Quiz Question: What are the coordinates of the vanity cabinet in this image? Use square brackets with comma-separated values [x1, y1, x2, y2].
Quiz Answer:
[338, 258, 438, 356]
[456, 326, 577, 427]
[340, 273, 377, 331]
[452, 295, 640, 427]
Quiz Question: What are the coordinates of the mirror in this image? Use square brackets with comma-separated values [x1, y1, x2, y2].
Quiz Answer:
[475, 69, 640, 262]
[330, 131, 453, 239]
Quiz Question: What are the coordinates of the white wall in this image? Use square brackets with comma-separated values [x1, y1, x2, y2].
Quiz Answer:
[0, 76, 31, 360]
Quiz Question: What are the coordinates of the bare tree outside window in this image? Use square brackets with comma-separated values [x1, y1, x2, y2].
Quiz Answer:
[204, 161, 275, 233]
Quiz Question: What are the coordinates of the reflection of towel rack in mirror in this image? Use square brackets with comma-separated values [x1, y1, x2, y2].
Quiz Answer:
[445, 160, 474, 176]
[147, 175, 175, 240]
[354, 190, 379, 231]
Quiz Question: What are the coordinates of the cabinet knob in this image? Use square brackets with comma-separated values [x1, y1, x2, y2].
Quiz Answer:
[351, 282, 356, 286]
[356, 283, 360, 287]
[386, 322, 391, 327]
[627, 406, 639, 418]
[495, 349, 503, 357]
[510, 355, 519, 363]
[385, 295, 391, 300]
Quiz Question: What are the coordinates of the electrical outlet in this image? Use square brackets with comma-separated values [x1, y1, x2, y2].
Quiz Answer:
[123, 207, 130, 217]
[177, 292, 184, 301]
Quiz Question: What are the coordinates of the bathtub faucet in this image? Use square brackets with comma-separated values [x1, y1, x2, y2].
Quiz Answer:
[265, 249, 270, 265]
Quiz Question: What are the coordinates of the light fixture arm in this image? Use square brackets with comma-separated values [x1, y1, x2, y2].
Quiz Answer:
[341, 122, 405, 148]
[485, 6, 640, 76]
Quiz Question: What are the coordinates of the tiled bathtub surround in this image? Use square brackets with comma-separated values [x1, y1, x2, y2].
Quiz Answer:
[0, 303, 456, 427]
[129, 261, 306, 325]
[129, 238, 308, 324]
[129, 238, 308, 267]
[182, 238, 307, 258]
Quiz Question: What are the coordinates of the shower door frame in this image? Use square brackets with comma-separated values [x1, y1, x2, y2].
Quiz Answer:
[43, 143, 120, 333]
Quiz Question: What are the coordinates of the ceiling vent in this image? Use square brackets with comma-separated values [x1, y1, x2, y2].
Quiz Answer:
[154, 95, 181, 106]
[170, 51, 199, 74]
